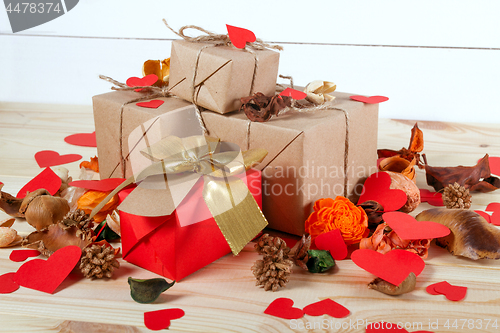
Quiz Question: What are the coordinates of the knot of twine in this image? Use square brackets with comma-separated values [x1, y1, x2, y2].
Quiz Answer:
[163, 19, 283, 52]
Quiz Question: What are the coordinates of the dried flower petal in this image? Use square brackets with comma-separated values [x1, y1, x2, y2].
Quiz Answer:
[79, 156, 99, 173]
[304, 80, 336, 104]
[240, 93, 292, 122]
[377, 123, 424, 168]
[142, 59, 170, 87]
[77, 190, 119, 223]
[0, 227, 17, 247]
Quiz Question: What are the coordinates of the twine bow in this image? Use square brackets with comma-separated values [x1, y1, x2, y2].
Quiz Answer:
[91, 135, 268, 255]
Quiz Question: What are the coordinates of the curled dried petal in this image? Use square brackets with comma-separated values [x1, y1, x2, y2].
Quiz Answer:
[240, 93, 292, 122]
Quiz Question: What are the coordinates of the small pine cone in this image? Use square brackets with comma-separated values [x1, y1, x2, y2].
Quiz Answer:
[251, 249, 293, 292]
[443, 182, 472, 209]
[80, 244, 120, 279]
[62, 209, 94, 231]
[254, 234, 290, 257]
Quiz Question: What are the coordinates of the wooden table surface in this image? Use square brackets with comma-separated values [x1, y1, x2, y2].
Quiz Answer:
[1, 102, 500, 333]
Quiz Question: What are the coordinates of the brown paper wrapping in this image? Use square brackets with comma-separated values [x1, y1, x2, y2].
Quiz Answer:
[93, 90, 378, 235]
[169, 40, 280, 114]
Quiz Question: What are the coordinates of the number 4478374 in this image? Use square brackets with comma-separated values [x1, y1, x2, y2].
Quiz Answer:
[443, 319, 498, 330]
[5, 3, 61, 14]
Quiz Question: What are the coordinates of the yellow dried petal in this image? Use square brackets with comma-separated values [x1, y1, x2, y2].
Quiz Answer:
[142, 59, 170, 87]
[304, 80, 336, 104]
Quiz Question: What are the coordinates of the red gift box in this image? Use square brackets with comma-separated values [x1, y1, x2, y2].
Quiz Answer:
[120, 169, 262, 281]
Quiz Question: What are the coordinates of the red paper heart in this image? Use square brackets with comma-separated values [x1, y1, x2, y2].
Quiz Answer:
[366, 322, 434, 332]
[35, 150, 82, 168]
[126, 74, 158, 92]
[350, 95, 389, 104]
[144, 308, 185, 330]
[485, 156, 500, 176]
[485, 203, 500, 226]
[351, 249, 425, 286]
[264, 298, 304, 319]
[14, 246, 82, 294]
[383, 212, 450, 240]
[419, 189, 443, 206]
[69, 178, 127, 192]
[303, 298, 350, 318]
[226, 24, 256, 49]
[475, 210, 492, 223]
[315, 229, 348, 260]
[357, 172, 407, 211]
[0, 273, 19, 294]
[64, 132, 97, 147]
[9, 249, 41, 262]
[136, 99, 164, 109]
[16, 167, 62, 198]
[427, 281, 467, 301]
[279, 88, 307, 100]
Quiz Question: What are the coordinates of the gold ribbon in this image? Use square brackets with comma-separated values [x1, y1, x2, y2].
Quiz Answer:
[91, 135, 268, 255]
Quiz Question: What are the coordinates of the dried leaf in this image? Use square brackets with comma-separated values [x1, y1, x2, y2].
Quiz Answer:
[94, 220, 120, 242]
[306, 249, 335, 273]
[408, 123, 424, 152]
[425, 154, 500, 192]
[128, 277, 175, 304]
[240, 93, 292, 122]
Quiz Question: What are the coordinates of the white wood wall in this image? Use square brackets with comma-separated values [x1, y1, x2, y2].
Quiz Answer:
[1, 0, 500, 123]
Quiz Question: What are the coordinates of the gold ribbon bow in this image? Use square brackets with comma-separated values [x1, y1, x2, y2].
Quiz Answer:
[91, 135, 268, 255]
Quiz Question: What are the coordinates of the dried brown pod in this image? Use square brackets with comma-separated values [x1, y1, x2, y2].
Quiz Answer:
[379, 156, 416, 181]
[0, 227, 22, 248]
[368, 272, 416, 296]
[0, 218, 15, 228]
[20, 189, 70, 231]
[289, 234, 311, 270]
[415, 208, 500, 260]
[23, 210, 93, 257]
[386, 171, 420, 213]
[0, 184, 24, 218]
[425, 154, 500, 193]
[358, 200, 385, 229]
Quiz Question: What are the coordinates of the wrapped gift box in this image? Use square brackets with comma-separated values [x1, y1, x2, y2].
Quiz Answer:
[202, 91, 378, 235]
[93, 90, 377, 236]
[120, 169, 263, 281]
[169, 39, 280, 114]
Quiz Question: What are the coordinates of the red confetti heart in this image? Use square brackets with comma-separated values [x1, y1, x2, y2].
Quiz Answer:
[350, 95, 389, 104]
[9, 249, 41, 262]
[475, 210, 492, 223]
[16, 167, 62, 198]
[357, 172, 407, 211]
[226, 24, 256, 49]
[69, 178, 127, 192]
[14, 246, 82, 294]
[351, 249, 425, 286]
[0, 273, 19, 294]
[486, 203, 500, 226]
[427, 281, 467, 301]
[35, 150, 82, 168]
[419, 189, 443, 206]
[144, 308, 185, 330]
[279, 88, 307, 100]
[485, 156, 500, 176]
[264, 298, 304, 319]
[383, 212, 450, 240]
[366, 321, 434, 332]
[64, 132, 97, 147]
[136, 99, 164, 109]
[303, 298, 350, 318]
[126, 74, 158, 92]
[315, 229, 348, 260]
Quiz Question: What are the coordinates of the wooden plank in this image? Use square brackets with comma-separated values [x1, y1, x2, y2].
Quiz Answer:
[2, 36, 500, 123]
[1, 0, 500, 48]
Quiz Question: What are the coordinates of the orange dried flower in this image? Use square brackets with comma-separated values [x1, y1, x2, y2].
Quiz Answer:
[80, 156, 99, 172]
[77, 190, 118, 223]
[305, 196, 369, 245]
[360, 223, 431, 259]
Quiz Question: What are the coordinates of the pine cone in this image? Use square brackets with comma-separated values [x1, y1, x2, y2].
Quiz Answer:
[80, 244, 120, 279]
[62, 209, 94, 231]
[251, 249, 293, 292]
[443, 182, 472, 209]
[254, 234, 290, 257]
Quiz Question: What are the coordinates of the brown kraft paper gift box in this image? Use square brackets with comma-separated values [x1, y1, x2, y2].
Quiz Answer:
[168, 39, 280, 114]
[201, 91, 379, 236]
[93, 90, 377, 236]
[92, 91, 203, 179]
